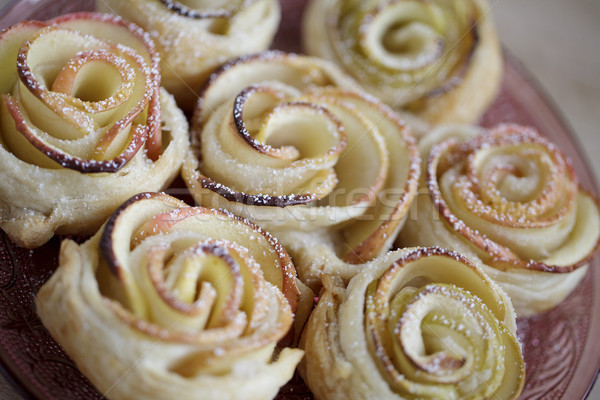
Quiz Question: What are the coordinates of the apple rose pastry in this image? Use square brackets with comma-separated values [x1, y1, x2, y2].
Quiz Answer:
[36, 192, 307, 400]
[97, 0, 280, 110]
[301, 247, 525, 400]
[398, 123, 600, 317]
[182, 51, 420, 290]
[0, 13, 189, 249]
[302, 0, 502, 124]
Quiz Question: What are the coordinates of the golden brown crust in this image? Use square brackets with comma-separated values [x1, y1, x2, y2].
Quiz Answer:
[0, 13, 189, 248]
[303, 0, 502, 124]
[301, 247, 525, 400]
[398, 123, 600, 316]
[37, 192, 306, 400]
[181, 51, 420, 290]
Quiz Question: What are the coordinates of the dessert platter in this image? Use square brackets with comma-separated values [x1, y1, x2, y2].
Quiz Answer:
[0, 0, 599, 399]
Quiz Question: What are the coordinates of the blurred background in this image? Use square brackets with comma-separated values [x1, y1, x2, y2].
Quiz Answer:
[494, 0, 600, 180]
[0, 0, 598, 398]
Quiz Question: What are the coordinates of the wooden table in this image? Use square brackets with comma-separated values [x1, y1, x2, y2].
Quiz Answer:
[0, 0, 598, 398]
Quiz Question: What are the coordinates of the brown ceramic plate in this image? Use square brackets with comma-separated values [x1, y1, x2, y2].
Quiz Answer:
[1, 0, 599, 399]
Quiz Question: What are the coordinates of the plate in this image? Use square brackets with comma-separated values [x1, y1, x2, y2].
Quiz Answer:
[1, 0, 599, 399]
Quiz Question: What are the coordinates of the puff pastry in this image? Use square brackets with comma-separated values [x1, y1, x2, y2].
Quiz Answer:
[300, 246, 525, 400]
[0, 13, 189, 248]
[398, 123, 600, 316]
[97, 0, 281, 110]
[37, 192, 308, 400]
[181, 51, 420, 290]
[302, 0, 502, 124]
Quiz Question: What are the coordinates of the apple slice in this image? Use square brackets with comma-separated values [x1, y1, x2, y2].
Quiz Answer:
[0, 13, 162, 172]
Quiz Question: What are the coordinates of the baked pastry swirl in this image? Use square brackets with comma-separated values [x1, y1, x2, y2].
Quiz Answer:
[182, 51, 420, 289]
[97, 0, 281, 110]
[398, 123, 600, 316]
[37, 192, 306, 400]
[0, 13, 189, 248]
[302, 0, 502, 124]
[300, 246, 525, 400]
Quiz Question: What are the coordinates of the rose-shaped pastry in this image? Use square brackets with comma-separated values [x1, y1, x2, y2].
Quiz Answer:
[97, 0, 280, 110]
[301, 247, 525, 400]
[181, 51, 420, 290]
[398, 124, 600, 316]
[37, 192, 309, 400]
[303, 0, 502, 124]
[0, 13, 189, 249]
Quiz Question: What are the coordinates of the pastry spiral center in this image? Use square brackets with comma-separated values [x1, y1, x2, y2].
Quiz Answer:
[364, 2, 445, 70]
[357, 250, 523, 398]
[441, 128, 577, 227]
[51, 50, 134, 107]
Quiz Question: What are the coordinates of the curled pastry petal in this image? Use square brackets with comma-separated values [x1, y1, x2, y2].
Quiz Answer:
[181, 51, 420, 290]
[300, 247, 525, 400]
[37, 192, 307, 400]
[0, 13, 189, 248]
[98, 0, 281, 110]
[398, 123, 600, 316]
[303, 0, 502, 124]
